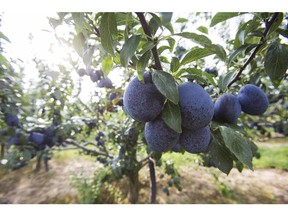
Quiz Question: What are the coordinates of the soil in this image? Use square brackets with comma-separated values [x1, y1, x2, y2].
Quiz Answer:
[0, 154, 287, 204]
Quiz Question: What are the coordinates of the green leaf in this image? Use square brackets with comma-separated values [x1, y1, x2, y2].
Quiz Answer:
[178, 68, 217, 87]
[161, 100, 182, 133]
[180, 48, 213, 65]
[0, 54, 9, 68]
[267, 13, 284, 36]
[218, 71, 237, 92]
[167, 37, 176, 52]
[71, 12, 85, 33]
[210, 12, 242, 27]
[152, 70, 179, 104]
[0, 31, 11, 43]
[264, 42, 288, 87]
[205, 44, 227, 61]
[100, 13, 118, 55]
[175, 32, 212, 47]
[175, 17, 188, 23]
[228, 44, 258, 66]
[197, 26, 208, 34]
[102, 55, 113, 75]
[170, 57, 180, 72]
[158, 46, 170, 55]
[73, 32, 86, 56]
[140, 41, 155, 54]
[219, 126, 253, 170]
[160, 12, 173, 24]
[209, 133, 234, 175]
[120, 34, 142, 67]
[136, 51, 151, 73]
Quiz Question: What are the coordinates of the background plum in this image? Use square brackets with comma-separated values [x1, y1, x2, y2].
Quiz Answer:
[238, 84, 269, 115]
[214, 93, 241, 124]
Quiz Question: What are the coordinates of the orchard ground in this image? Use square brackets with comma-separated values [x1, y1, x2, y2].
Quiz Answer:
[0, 138, 287, 204]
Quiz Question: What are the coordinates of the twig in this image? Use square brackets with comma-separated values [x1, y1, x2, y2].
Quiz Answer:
[135, 12, 163, 71]
[149, 158, 157, 204]
[64, 138, 113, 158]
[227, 12, 281, 88]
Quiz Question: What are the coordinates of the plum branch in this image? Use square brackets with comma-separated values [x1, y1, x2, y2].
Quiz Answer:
[227, 12, 281, 88]
[64, 138, 113, 158]
[135, 12, 163, 71]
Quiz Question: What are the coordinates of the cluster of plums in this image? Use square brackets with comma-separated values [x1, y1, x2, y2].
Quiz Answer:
[77, 68, 113, 89]
[123, 71, 269, 154]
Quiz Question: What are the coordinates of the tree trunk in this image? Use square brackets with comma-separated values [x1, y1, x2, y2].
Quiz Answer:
[127, 171, 139, 204]
[0, 144, 4, 158]
[34, 154, 42, 172]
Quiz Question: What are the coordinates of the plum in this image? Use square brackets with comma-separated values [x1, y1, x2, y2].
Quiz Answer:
[178, 82, 214, 130]
[109, 92, 117, 100]
[237, 84, 269, 115]
[29, 132, 47, 150]
[214, 93, 241, 124]
[98, 77, 113, 88]
[77, 68, 86, 77]
[145, 117, 180, 153]
[123, 72, 165, 122]
[4, 114, 19, 127]
[179, 125, 211, 154]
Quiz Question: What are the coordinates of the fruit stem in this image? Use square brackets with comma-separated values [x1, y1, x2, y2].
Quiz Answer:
[227, 12, 281, 88]
[135, 12, 163, 71]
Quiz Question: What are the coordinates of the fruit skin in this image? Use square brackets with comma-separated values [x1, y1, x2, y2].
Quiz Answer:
[28, 132, 47, 150]
[4, 114, 19, 127]
[214, 93, 241, 124]
[123, 72, 165, 122]
[179, 126, 211, 154]
[109, 92, 117, 100]
[237, 84, 269, 115]
[178, 82, 214, 130]
[145, 118, 180, 153]
[98, 77, 113, 88]
[77, 68, 86, 77]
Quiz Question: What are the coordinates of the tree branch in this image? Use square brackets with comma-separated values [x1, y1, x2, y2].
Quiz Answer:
[227, 12, 281, 88]
[64, 138, 113, 158]
[135, 12, 163, 71]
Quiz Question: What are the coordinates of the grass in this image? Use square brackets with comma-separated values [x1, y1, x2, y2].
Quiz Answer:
[253, 146, 288, 170]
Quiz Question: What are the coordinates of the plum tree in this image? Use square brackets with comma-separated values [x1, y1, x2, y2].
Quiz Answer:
[237, 84, 269, 115]
[123, 72, 165, 122]
[214, 93, 242, 124]
[179, 125, 211, 154]
[145, 117, 180, 153]
[178, 82, 214, 130]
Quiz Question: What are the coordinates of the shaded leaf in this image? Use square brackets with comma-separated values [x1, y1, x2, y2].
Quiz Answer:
[209, 133, 234, 175]
[152, 70, 179, 104]
[100, 13, 118, 55]
[228, 44, 258, 66]
[267, 13, 284, 36]
[120, 34, 142, 67]
[136, 51, 151, 73]
[219, 126, 253, 170]
[161, 100, 182, 133]
[264, 41, 288, 87]
[218, 71, 237, 92]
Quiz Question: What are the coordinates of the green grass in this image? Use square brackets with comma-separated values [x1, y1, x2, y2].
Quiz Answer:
[253, 146, 288, 170]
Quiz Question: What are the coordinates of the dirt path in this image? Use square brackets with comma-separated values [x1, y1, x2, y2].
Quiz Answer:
[0, 156, 288, 204]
